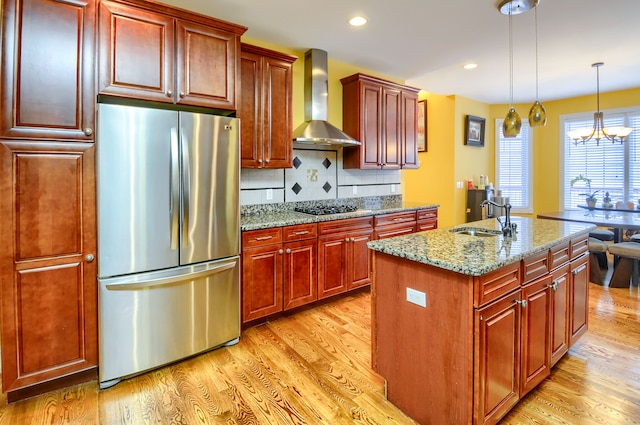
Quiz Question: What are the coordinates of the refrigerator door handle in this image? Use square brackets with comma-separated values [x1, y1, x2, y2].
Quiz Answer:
[104, 259, 238, 290]
[181, 128, 191, 248]
[170, 128, 180, 250]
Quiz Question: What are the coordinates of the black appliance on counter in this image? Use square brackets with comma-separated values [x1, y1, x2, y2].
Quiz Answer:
[466, 188, 495, 222]
[294, 205, 358, 215]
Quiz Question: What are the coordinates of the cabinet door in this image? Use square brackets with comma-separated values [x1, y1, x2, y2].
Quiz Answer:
[260, 55, 293, 168]
[0, 141, 97, 397]
[360, 81, 383, 169]
[176, 20, 238, 109]
[380, 87, 401, 169]
[474, 290, 521, 425]
[401, 91, 419, 169]
[98, 1, 175, 103]
[520, 275, 551, 396]
[283, 239, 317, 310]
[1, 0, 95, 140]
[317, 235, 348, 299]
[550, 263, 570, 366]
[348, 229, 374, 290]
[239, 50, 263, 167]
[569, 254, 589, 345]
[241, 244, 283, 322]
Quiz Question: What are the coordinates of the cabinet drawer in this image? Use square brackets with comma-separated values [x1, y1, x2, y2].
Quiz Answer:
[242, 227, 283, 248]
[374, 211, 416, 226]
[570, 235, 589, 258]
[417, 208, 438, 221]
[549, 241, 571, 270]
[522, 250, 550, 284]
[474, 262, 522, 307]
[374, 222, 416, 240]
[283, 223, 317, 242]
[318, 216, 373, 235]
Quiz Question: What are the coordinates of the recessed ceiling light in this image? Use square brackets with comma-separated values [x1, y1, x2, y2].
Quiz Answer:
[464, 63, 478, 70]
[349, 16, 368, 27]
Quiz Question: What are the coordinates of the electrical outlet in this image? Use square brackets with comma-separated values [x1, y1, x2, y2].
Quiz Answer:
[457, 181, 464, 189]
[266, 188, 273, 200]
[406, 287, 427, 308]
[390, 184, 396, 193]
[353, 186, 358, 195]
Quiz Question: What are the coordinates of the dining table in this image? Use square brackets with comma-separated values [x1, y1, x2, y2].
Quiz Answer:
[537, 209, 640, 242]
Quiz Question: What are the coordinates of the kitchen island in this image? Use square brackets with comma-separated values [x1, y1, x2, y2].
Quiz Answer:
[367, 217, 595, 425]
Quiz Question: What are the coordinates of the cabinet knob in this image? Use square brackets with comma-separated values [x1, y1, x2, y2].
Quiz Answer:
[83, 128, 93, 136]
[166, 90, 173, 97]
[265, 159, 270, 164]
[286, 248, 291, 254]
[278, 249, 284, 255]
[345, 237, 350, 242]
[179, 91, 185, 98]
[258, 159, 263, 164]
[85, 254, 95, 262]
[350, 238, 355, 242]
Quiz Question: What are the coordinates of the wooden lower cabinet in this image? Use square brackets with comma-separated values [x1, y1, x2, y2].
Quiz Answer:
[550, 262, 571, 365]
[416, 207, 438, 231]
[0, 140, 98, 401]
[569, 253, 589, 345]
[241, 224, 317, 322]
[317, 217, 373, 299]
[373, 211, 416, 240]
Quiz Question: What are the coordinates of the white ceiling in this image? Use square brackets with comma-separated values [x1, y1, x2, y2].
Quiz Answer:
[158, 0, 640, 105]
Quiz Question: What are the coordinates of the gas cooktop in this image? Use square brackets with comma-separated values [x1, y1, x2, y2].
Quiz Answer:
[294, 205, 359, 215]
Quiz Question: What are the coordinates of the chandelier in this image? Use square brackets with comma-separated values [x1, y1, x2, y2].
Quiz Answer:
[567, 62, 632, 145]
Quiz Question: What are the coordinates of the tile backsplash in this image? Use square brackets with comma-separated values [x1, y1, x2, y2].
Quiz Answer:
[240, 147, 401, 206]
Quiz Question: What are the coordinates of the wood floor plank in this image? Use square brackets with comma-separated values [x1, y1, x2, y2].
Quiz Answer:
[1, 283, 639, 424]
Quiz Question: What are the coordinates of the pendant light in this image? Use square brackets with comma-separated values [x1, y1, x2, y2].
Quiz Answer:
[528, 5, 547, 127]
[567, 62, 633, 145]
[502, 1, 521, 138]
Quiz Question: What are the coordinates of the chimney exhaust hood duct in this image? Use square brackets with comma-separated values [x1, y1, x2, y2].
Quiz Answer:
[293, 49, 361, 147]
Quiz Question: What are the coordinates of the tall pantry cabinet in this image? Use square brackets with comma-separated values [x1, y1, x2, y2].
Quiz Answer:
[0, 0, 98, 401]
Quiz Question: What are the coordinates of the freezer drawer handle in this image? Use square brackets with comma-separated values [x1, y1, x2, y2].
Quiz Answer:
[104, 259, 238, 290]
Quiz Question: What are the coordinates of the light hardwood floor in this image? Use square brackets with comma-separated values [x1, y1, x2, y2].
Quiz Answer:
[0, 283, 638, 424]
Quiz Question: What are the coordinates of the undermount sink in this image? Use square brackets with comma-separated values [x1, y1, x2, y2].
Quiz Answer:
[449, 227, 502, 237]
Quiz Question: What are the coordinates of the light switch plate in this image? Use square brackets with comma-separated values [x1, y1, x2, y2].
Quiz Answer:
[406, 287, 427, 308]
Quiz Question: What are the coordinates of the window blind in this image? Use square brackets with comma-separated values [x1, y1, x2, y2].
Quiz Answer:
[496, 119, 532, 212]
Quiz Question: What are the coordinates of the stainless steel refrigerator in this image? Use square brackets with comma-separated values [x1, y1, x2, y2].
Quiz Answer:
[96, 103, 240, 389]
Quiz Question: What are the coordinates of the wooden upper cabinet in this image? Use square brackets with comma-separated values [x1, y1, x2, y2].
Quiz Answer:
[0, 0, 96, 141]
[98, 0, 246, 109]
[239, 44, 296, 168]
[341, 73, 419, 170]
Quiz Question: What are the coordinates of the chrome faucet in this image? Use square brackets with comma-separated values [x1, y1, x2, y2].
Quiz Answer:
[480, 199, 517, 237]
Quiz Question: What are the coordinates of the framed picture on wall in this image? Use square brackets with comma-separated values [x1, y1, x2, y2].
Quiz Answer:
[465, 115, 485, 147]
[418, 100, 427, 152]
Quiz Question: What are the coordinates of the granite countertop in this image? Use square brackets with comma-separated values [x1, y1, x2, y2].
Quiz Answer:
[241, 201, 439, 231]
[367, 217, 595, 276]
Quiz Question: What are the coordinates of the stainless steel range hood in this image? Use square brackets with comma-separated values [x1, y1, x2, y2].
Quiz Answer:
[293, 49, 361, 147]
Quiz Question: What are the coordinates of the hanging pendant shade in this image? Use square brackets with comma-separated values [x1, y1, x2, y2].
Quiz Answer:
[502, 1, 521, 138]
[528, 100, 547, 127]
[504, 107, 522, 137]
[528, 5, 546, 127]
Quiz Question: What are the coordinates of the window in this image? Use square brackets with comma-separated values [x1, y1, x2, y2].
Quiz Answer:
[561, 107, 640, 210]
[495, 119, 532, 213]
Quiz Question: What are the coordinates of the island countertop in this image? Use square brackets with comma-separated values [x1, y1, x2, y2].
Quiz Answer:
[367, 216, 595, 276]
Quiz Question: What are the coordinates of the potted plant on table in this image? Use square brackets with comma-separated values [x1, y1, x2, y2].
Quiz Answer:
[580, 191, 600, 209]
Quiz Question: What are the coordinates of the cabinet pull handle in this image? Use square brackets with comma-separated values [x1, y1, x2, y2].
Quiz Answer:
[166, 90, 173, 97]
[265, 159, 270, 163]
[572, 264, 586, 275]
[84, 128, 93, 136]
[515, 299, 528, 307]
[286, 248, 291, 254]
[294, 231, 309, 235]
[351, 238, 356, 242]
[549, 281, 559, 291]
[345, 237, 350, 242]
[179, 91, 185, 98]
[258, 159, 263, 164]
[255, 236, 273, 241]
[392, 218, 405, 222]
[278, 249, 284, 255]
